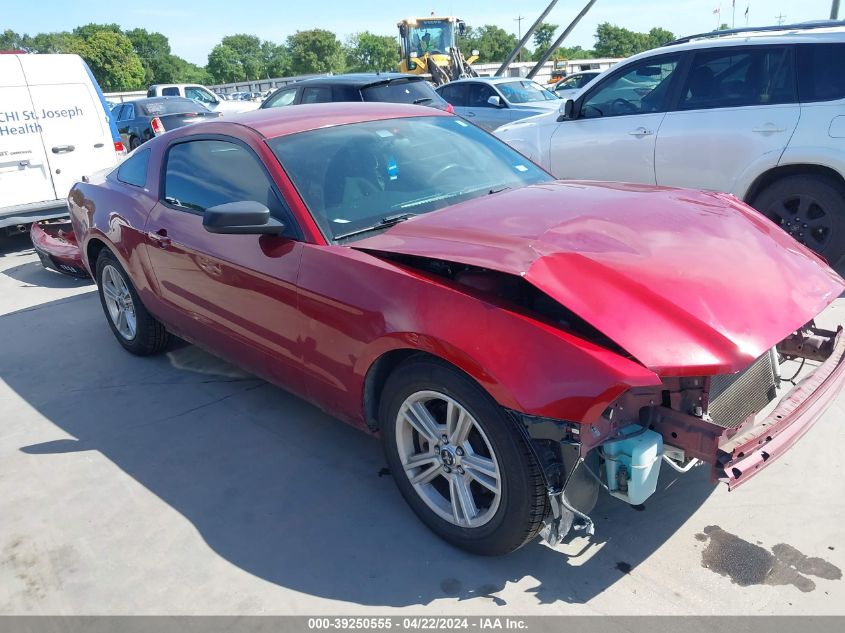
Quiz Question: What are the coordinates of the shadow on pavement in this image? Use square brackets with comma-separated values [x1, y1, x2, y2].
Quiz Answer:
[2, 293, 717, 607]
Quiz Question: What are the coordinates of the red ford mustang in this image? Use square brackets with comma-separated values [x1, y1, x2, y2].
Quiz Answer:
[69, 102, 845, 555]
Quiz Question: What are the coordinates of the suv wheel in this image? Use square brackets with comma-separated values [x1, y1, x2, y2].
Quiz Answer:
[752, 174, 845, 265]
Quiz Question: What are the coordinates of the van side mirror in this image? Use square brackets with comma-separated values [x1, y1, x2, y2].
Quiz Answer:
[203, 201, 285, 235]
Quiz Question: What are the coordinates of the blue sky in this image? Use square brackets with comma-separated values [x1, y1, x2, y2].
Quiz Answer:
[5, 0, 838, 65]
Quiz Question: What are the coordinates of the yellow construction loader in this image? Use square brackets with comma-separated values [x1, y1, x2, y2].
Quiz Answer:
[397, 16, 478, 85]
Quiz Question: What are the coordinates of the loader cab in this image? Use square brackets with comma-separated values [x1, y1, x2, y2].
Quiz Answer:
[398, 16, 465, 74]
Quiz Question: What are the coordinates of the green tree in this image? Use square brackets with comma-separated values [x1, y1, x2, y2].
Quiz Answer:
[125, 28, 176, 84]
[262, 40, 290, 78]
[72, 23, 122, 39]
[555, 45, 596, 60]
[207, 44, 243, 83]
[220, 34, 264, 79]
[68, 30, 145, 91]
[463, 25, 517, 63]
[345, 31, 399, 72]
[170, 56, 210, 84]
[532, 23, 558, 60]
[287, 29, 345, 74]
[21, 31, 80, 54]
[0, 29, 25, 50]
[594, 23, 674, 57]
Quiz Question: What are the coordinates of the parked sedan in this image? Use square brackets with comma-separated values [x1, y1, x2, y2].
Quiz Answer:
[69, 103, 845, 555]
[112, 97, 220, 150]
[261, 73, 452, 111]
[436, 77, 560, 131]
[552, 70, 602, 97]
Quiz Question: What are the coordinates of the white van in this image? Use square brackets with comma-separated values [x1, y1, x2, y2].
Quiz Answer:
[0, 53, 123, 231]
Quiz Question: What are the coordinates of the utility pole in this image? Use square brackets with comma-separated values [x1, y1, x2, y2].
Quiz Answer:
[514, 15, 525, 62]
[832, 0, 841, 19]
[775, 12, 786, 25]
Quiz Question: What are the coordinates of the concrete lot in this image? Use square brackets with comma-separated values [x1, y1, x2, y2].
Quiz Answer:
[1, 231, 844, 615]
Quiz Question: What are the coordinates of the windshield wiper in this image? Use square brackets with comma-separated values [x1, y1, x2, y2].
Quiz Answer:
[413, 97, 433, 105]
[488, 185, 511, 195]
[334, 213, 416, 241]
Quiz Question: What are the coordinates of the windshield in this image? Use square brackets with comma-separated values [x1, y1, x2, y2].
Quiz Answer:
[407, 19, 455, 55]
[141, 98, 209, 115]
[269, 116, 551, 242]
[497, 80, 559, 103]
[361, 79, 447, 108]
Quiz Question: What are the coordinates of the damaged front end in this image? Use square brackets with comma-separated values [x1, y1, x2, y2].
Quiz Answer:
[515, 324, 845, 547]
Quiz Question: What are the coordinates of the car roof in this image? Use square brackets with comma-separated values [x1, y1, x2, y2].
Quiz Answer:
[285, 72, 423, 88]
[656, 24, 845, 55]
[443, 76, 545, 86]
[224, 102, 449, 139]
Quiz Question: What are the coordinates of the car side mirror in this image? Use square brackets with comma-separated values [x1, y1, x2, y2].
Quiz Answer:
[203, 201, 285, 235]
[487, 95, 504, 108]
[558, 98, 576, 121]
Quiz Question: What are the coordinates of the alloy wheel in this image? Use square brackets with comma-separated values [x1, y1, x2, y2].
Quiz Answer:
[764, 193, 832, 251]
[101, 264, 137, 340]
[395, 390, 502, 528]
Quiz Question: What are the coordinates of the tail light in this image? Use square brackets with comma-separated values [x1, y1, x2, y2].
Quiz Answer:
[114, 141, 126, 155]
[150, 117, 166, 136]
[445, 102, 454, 114]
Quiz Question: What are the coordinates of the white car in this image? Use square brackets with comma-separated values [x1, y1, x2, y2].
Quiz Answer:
[147, 84, 258, 114]
[552, 70, 602, 97]
[497, 23, 845, 264]
[0, 53, 123, 231]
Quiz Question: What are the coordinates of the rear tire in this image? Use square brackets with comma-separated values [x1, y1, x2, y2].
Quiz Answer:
[379, 356, 548, 555]
[95, 250, 169, 356]
[751, 174, 845, 265]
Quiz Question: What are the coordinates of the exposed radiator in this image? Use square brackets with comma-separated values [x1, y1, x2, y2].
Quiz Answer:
[707, 351, 778, 429]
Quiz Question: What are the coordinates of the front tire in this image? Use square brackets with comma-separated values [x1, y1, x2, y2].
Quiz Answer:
[96, 250, 169, 356]
[752, 174, 845, 265]
[380, 356, 548, 555]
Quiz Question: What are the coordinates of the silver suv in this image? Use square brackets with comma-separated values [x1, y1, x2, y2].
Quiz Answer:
[496, 22, 845, 264]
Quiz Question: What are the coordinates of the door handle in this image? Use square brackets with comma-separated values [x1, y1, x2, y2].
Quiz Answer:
[197, 257, 222, 276]
[752, 125, 786, 134]
[51, 145, 76, 154]
[18, 160, 31, 167]
[464, 112, 476, 118]
[147, 229, 171, 248]
[628, 127, 653, 137]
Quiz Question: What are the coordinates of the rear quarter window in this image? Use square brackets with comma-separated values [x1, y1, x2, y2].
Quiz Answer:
[362, 80, 446, 106]
[797, 43, 845, 102]
[115, 149, 150, 188]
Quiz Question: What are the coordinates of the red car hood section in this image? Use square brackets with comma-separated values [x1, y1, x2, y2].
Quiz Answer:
[354, 181, 845, 375]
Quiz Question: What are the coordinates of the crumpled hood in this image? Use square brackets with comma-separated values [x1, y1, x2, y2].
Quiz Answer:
[354, 181, 845, 375]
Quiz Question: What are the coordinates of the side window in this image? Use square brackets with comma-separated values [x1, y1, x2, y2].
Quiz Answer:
[680, 47, 795, 110]
[164, 140, 287, 220]
[582, 55, 681, 119]
[265, 88, 297, 108]
[301, 87, 332, 104]
[467, 83, 497, 108]
[112, 104, 125, 120]
[439, 83, 467, 106]
[161, 87, 180, 97]
[120, 104, 134, 121]
[116, 149, 150, 188]
[186, 87, 217, 104]
[798, 43, 845, 103]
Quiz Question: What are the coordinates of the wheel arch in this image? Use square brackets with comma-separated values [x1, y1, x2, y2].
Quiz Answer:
[744, 163, 845, 204]
[85, 236, 109, 275]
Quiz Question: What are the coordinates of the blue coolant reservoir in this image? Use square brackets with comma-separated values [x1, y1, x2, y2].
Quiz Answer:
[603, 425, 663, 505]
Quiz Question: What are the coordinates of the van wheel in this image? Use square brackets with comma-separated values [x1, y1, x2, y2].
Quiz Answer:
[752, 174, 845, 265]
[129, 137, 141, 151]
[379, 356, 548, 555]
[95, 250, 169, 355]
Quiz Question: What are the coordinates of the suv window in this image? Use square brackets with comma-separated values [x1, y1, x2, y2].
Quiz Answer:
[264, 88, 297, 108]
[119, 104, 134, 121]
[164, 140, 284, 216]
[116, 149, 150, 188]
[301, 86, 332, 104]
[582, 54, 681, 118]
[797, 43, 845, 102]
[680, 47, 795, 110]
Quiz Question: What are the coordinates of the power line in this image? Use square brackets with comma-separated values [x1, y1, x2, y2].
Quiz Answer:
[775, 12, 787, 25]
[514, 15, 525, 62]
